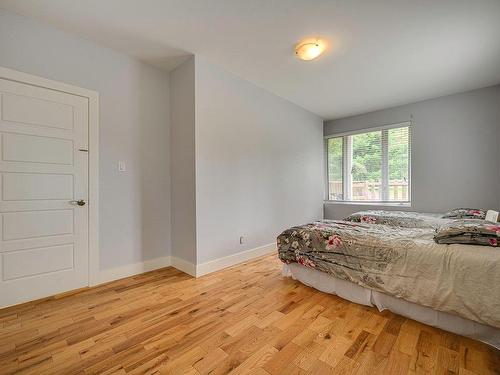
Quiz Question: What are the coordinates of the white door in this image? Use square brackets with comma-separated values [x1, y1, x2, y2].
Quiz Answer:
[0, 78, 89, 308]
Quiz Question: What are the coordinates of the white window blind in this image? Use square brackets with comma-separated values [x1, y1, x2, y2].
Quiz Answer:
[326, 123, 411, 203]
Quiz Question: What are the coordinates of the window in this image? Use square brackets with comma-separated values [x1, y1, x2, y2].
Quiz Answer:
[326, 123, 411, 203]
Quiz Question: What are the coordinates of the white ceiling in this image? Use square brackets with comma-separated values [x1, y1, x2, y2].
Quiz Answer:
[1, 0, 500, 120]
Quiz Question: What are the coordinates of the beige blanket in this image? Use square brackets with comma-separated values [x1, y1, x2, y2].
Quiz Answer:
[277, 220, 500, 328]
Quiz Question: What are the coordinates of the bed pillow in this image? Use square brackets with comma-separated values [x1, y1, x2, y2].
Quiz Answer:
[434, 219, 500, 247]
[442, 208, 486, 220]
[485, 210, 499, 222]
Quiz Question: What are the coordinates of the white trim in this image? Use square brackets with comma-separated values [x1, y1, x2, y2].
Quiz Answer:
[171, 257, 197, 277]
[324, 121, 411, 139]
[169, 243, 277, 278]
[407, 119, 413, 204]
[325, 120, 412, 205]
[196, 243, 276, 277]
[324, 137, 330, 200]
[0, 66, 100, 288]
[97, 256, 171, 285]
[381, 129, 389, 201]
[0, 66, 98, 98]
[88, 92, 100, 285]
[324, 200, 411, 207]
[9, 242, 276, 290]
[344, 135, 352, 201]
[42, 242, 276, 288]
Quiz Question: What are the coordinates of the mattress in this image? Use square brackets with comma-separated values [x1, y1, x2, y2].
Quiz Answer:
[283, 262, 500, 349]
[277, 219, 500, 328]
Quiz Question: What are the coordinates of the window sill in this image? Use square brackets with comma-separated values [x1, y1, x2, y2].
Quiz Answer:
[323, 201, 412, 208]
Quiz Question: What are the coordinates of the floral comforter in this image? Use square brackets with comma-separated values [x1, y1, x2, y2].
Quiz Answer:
[434, 219, 500, 247]
[277, 220, 500, 328]
[344, 210, 449, 228]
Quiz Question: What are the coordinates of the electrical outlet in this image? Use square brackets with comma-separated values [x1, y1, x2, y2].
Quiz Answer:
[239, 236, 244, 245]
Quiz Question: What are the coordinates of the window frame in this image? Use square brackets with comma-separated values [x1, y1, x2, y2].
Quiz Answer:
[324, 121, 412, 205]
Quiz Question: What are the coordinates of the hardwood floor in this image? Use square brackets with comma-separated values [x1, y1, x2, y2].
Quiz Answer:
[0, 255, 498, 375]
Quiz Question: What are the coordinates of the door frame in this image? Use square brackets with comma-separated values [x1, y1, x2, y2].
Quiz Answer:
[0, 66, 100, 287]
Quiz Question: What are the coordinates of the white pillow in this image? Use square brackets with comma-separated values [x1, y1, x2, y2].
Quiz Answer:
[485, 210, 499, 222]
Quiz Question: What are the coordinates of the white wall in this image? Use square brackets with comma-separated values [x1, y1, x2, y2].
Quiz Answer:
[324, 85, 500, 219]
[170, 57, 197, 264]
[195, 57, 324, 263]
[0, 9, 324, 276]
[0, 10, 172, 270]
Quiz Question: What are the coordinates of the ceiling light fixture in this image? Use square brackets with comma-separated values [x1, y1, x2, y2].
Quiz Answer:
[295, 40, 325, 61]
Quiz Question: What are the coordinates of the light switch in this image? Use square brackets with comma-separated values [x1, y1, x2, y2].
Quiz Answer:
[118, 161, 126, 172]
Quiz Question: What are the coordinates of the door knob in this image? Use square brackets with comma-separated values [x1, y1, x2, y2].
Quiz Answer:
[70, 200, 86, 206]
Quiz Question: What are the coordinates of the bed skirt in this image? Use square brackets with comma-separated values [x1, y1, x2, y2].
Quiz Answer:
[282, 263, 500, 349]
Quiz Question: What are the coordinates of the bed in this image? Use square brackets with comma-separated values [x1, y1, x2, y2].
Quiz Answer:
[277, 213, 500, 348]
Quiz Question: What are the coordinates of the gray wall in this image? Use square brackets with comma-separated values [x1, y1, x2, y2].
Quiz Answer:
[170, 58, 197, 264]
[0, 10, 172, 269]
[195, 56, 324, 263]
[324, 85, 500, 219]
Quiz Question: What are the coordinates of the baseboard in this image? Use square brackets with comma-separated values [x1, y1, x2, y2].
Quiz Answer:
[95, 256, 172, 285]
[94, 243, 277, 285]
[0, 245, 274, 310]
[196, 243, 276, 277]
[171, 256, 197, 277]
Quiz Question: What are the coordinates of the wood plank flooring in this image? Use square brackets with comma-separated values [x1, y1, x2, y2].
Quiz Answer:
[0, 254, 498, 374]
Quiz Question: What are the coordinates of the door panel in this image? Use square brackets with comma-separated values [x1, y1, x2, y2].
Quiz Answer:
[1, 234, 75, 253]
[3, 210, 73, 240]
[0, 78, 88, 308]
[2, 92, 74, 130]
[2, 173, 73, 201]
[2, 133, 74, 165]
[2, 244, 74, 281]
